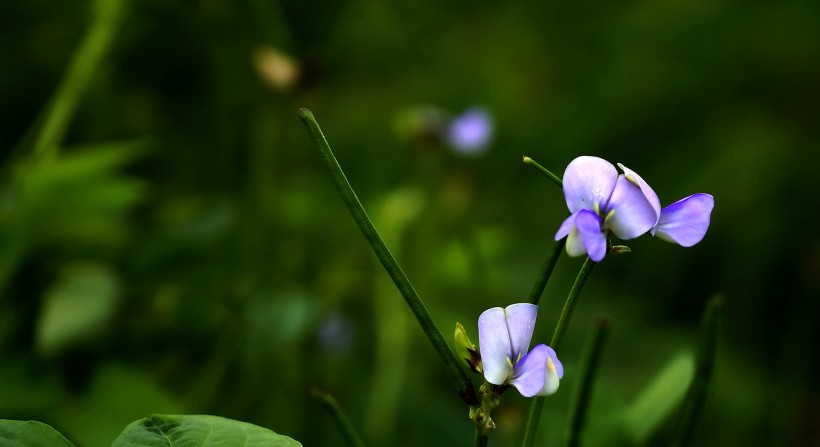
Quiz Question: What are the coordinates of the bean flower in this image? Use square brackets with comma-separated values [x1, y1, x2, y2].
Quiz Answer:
[478, 303, 563, 397]
[555, 156, 714, 262]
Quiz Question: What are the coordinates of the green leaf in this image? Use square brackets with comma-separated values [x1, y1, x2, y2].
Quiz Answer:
[0, 420, 75, 447]
[622, 351, 695, 443]
[36, 262, 120, 356]
[111, 414, 302, 447]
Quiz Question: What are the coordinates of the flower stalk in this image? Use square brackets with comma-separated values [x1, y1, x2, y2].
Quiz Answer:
[523, 156, 563, 188]
[298, 108, 476, 405]
[521, 255, 596, 447]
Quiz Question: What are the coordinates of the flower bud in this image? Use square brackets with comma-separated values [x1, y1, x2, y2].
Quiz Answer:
[454, 322, 482, 373]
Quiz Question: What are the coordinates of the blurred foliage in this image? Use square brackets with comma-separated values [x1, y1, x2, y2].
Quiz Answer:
[0, 0, 818, 446]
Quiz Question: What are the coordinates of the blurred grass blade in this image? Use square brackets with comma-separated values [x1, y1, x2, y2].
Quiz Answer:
[623, 351, 695, 443]
[523, 156, 562, 188]
[522, 256, 596, 447]
[298, 108, 476, 405]
[565, 316, 611, 447]
[25, 0, 127, 162]
[312, 388, 367, 447]
[671, 295, 725, 447]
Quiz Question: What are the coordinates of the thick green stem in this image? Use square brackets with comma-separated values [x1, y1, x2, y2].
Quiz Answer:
[298, 109, 475, 405]
[528, 238, 566, 305]
[475, 432, 489, 447]
[671, 295, 724, 447]
[521, 256, 596, 447]
[565, 316, 611, 447]
[312, 388, 367, 447]
[523, 156, 562, 188]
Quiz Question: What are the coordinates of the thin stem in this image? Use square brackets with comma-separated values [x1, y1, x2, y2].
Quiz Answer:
[670, 295, 724, 447]
[521, 256, 596, 447]
[31, 0, 126, 160]
[523, 156, 562, 188]
[312, 388, 367, 447]
[527, 238, 566, 305]
[565, 316, 611, 447]
[298, 108, 476, 405]
[550, 256, 596, 349]
[475, 431, 489, 447]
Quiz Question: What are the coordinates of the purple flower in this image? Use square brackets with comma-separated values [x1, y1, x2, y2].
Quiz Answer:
[478, 303, 563, 397]
[650, 193, 714, 247]
[446, 108, 493, 155]
[554, 156, 714, 261]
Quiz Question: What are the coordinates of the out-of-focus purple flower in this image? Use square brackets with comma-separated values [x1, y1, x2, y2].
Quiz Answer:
[478, 303, 563, 397]
[554, 156, 714, 261]
[446, 108, 493, 155]
[318, 312, 355, 354]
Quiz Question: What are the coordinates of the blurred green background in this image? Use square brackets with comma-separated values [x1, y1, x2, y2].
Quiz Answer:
[1, 0, 818, 446]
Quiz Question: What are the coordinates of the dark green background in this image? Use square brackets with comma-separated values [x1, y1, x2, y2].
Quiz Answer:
[1, 0, 817, 446]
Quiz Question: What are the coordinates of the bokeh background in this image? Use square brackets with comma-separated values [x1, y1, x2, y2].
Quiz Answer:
[1, 0, 818, 446]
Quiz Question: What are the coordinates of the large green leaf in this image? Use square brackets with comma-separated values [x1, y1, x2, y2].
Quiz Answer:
[112, 415, 301, 447]
[0, 420, 75, 447]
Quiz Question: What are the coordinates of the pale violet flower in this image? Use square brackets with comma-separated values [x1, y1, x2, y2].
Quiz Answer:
[555, 156, 714, 262]
[478, 303, 563, 397]
[446, 108, 493, 155]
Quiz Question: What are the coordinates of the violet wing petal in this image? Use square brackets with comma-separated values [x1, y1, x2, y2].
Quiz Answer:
[651, 193, 714, 247]
[478, 307, 514, 385]
[503, 303, 538, 362]
[617, 163, 661, 221]
[509, 344, 549, 397]
[606, 175, 658, 240]
[575, 209, 606, 262]
[562, 156, 618, 214]
[557, 212, 588, 258]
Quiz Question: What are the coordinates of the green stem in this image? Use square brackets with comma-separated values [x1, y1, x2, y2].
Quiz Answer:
[31, 0, 126, 160]
[565, 316, 611, 447]
[523, 156, 562, 188]
[312, 388, 368, 447]
[476, 432, 489, 447]
[521, 256, 596, 447]
[528, 238, 566, 305]
[298, 108, 476, 405]
[550, 256, 596, 349]
[670, 295, 724, 447]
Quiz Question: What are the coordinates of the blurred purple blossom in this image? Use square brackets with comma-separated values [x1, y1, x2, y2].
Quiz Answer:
[446, 107, 493, 155]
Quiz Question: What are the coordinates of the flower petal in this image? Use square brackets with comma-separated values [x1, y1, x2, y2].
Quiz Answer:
[650, 193, 714, 247]
[503, 303, 538, 362]
[562, 156, 618, 214]
[509, 344, 549, 397]
[478, 307, 514, 385]
[556, 212, 588, 258]
[605, 175, 658, 240]
[575, 209, 607, 262]
[617, 163, 661, 222]
[536, 346, 563, 396]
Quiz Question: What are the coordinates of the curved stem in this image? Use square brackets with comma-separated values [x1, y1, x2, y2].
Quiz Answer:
[521, 256, 596, 447]
[298, 109, 476, 405]
[523, 156, 562, 188]
[528, 238, 566, 305]
[312, 388, 367, 447]
[550, 256, 596, 349]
